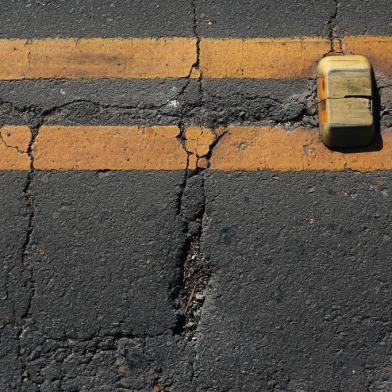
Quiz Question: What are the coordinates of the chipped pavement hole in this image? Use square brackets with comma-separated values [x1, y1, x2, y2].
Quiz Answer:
[179, 232, 211, 339]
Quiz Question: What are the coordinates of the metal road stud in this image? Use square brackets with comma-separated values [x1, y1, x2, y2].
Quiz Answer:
[318, 55, 374, 148]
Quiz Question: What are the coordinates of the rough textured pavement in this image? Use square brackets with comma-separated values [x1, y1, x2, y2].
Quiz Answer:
[0, 0, 194, 38]
[0, 1, 392, 391]
[198, 172, 392, 391]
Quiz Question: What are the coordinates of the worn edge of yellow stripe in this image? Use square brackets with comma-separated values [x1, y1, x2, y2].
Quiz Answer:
[2, 125, 392, 172]
[0, 35, 391, 80]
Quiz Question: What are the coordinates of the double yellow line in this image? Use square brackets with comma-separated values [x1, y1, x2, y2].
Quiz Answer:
[1, 35, 392, 172]
[0, 35, 391, 80]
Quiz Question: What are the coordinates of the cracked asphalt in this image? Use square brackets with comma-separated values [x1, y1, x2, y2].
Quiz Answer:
[1, 1, 392, 391]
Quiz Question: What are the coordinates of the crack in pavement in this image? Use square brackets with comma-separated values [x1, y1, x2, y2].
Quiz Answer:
[17, 125, 39, 385]
[170, 126, 229, 388]
[0, 97, 320, 128]
[325, 0, 343, 56]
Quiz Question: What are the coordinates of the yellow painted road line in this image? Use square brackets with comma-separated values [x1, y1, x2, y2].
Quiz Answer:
[2, 125, 392, 172]
[0, 126, 31, 170]
[201, 35, 392, 79]
[211, 126, 392, 172]
[33, 125, 187, 170]
[342, 36, 392, 77]
[0, 38, 196, 80]
[200, 37, 331, 79]
[0, 36, 391, 80]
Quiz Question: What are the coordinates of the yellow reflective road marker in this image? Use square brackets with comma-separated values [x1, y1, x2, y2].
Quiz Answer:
[318, 55, 375, 148]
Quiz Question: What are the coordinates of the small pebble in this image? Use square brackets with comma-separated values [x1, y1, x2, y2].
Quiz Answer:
[195, 293, 204, 301]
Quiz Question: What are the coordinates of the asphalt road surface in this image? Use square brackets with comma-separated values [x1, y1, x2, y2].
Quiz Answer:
[0, 1, 392, 391]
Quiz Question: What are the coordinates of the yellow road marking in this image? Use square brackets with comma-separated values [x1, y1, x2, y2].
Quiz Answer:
[0, 38, 196, 80]
[0, 126, 31, 170]
[211, 126, 392, 172]
[342, 36, 392, 77]
[33, 126, 187, 170]
[1, 125, 392, 172]
[0, 36, 391, 80]
[200, 37, 330, 79]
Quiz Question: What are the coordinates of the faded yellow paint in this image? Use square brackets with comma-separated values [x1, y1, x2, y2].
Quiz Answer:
[0, 126, 31, 170]
[200, 37, 331, 79]
[342, 36, 392, 76]
[0, 38, 196, 80]
[210, 126, 392, 172]
[33, 126, 187, 170]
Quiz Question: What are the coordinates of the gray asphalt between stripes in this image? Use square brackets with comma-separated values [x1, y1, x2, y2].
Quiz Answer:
[0, 79, 317, 127]
[1, 78, 392, 129]
[0, 79, 201, 127]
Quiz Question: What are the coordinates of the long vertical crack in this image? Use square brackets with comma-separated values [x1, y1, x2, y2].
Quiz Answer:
[172, 0, 229, 335]
[192, 0, 204, 108]
[171, 0, 212, 335]
[18, 125, 39, 383]
[174, 0, 203, 117]
[172, 124, 227, 340]
[170, 125, 228, 389]
[21, 126, 38, 320]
